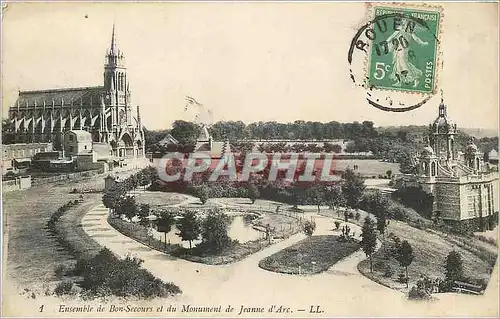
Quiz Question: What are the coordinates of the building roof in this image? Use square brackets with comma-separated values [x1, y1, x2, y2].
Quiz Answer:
[2, 143, 52, 151]
[421, 145, 435, 156]
[489, 149, 499, 160]
[93, 142, 112, 158]
[195, 141, 226, 158]
[12, 86, 104, 108]
[158, 134, 179, 146]
[66, 130, 92, 140]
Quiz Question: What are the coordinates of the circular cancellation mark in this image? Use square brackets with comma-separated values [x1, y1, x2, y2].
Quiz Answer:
[348, 6, 442, 112]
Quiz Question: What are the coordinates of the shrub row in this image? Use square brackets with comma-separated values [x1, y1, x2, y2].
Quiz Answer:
[55, 248, 181, 300]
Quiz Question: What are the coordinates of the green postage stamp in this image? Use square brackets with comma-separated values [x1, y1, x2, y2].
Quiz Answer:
[367, 6, 441, 94]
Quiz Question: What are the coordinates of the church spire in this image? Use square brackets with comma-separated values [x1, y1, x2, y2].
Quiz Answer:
[110, 22, 117, 56]
[106, 23, 123, 67]
[438, 89, 447, 117]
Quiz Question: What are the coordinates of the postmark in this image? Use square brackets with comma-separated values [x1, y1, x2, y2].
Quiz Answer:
[348, 3, 443, 112]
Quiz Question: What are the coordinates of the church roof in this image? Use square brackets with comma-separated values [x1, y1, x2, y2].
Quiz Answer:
[12, 86, 104, 108]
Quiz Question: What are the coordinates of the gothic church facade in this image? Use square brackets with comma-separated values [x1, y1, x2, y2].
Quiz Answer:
[8, 25, 145, 159]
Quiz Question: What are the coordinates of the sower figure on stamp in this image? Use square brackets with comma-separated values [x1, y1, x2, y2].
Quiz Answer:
[386, 18, 428, 88]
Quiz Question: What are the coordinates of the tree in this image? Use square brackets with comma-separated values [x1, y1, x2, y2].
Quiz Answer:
[331, 144, 342, 153]
[247, 183, 260, 204]
[376, 211, 388, 252]
[339, 225, 353, 242]
[306, 184, 326, 214]
[341, 168, 366, 210]
[376, 213, 387, 235]
[176, 211, 201, 250]
[396, 240, 414, 288]
[102, 184, 126, 213]
[194, 185, 211, 204]
[360, 216, 377, 272]
[398, 149, 417, 174]
[444, 250, 464, 282]
[334, 221, 341, 230]
[2, 118, 16, 144]
[201, 210, 231, 252]
[156, 211, 176, 248]
[136, 171, 151, 190]
[326, 185, 345, 212]
[119, 196, 138, 220]
[344, 210, 349, 222]
[368, 191, 390, 218]
[386, 169, 393, 179]
[138, 203, 151, 224]
[264, 223, 276, 244]
[170, 120, 200, 144]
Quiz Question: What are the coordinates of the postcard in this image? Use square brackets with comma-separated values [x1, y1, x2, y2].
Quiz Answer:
[1, 2, 498, 318]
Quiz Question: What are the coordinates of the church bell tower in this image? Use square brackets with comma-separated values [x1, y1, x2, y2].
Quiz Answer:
[103, 23, 131, 132]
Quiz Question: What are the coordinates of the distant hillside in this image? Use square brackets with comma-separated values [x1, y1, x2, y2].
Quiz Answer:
[460, 128, 498, 138]
[379, 126, 498, 139]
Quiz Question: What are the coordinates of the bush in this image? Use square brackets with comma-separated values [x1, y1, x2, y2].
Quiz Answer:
[355, 212, 361, 221]
[72, 248, 181, 299]
[387, 205, 406, 221]
[444, 250, 464, 282]
[201, 210, 231, 252]
[334, 221, 341, 230]
[384, 264, 395, 278]
[243, 214, 258, 225]
[54, 264, 73, 278]
[408, 276, 434, 300]
[438, 279, 454, 293]
[302, 220, 316, 236]
[54, 281, 75, 296]
[398, 271, 408, 284]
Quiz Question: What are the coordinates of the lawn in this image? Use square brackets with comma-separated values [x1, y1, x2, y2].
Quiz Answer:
[108, 208, 301, 265]
[333, 159, 400, 177]
[134, 191, 194, 207]
[259, 235, 359, 275]
[255, 212, 299, 238]
[358, 220, 497, 293]
[2, 176, 108, 295]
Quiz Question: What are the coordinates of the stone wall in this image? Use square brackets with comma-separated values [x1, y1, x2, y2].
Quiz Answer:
[31, 168, 104, 186]
[435, 183, 461, 220]
[2, 176, 32, 192]
[443, 212, 499, 232]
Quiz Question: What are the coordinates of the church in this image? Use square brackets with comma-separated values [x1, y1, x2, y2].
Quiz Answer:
[413, 97, 499, 231]
[8, 25, 145, 159]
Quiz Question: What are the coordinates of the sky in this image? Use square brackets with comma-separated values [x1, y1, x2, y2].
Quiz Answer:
[1, 2, 498, 131]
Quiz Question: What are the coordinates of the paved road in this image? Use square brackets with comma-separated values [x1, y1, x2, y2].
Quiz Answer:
[81, 203, 499, 317]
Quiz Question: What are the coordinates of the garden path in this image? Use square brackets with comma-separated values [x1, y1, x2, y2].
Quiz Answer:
[81, 201, 498, 317]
